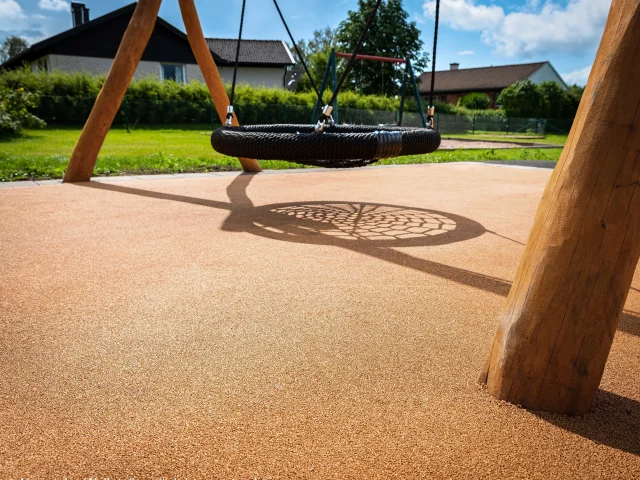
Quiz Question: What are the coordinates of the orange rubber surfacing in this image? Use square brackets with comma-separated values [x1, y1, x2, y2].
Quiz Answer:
[1, 164, 638, 477]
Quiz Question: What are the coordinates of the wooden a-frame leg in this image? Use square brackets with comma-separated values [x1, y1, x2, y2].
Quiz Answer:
[178, 0, 261, 173]
[64, 0, 163, 182]
[481, 0, 640, 414]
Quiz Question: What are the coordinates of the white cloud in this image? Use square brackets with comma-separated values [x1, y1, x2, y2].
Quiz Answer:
[39, 0, 69, 12]
[424, 0, 503, 31]
[424, 0, 611, 57]
[0, 0, 26, 27]
[457, 50, 475, 56]
[0, 0, 60, 45]
[562, 64, 592, 85]
[0, 0, 29, 32]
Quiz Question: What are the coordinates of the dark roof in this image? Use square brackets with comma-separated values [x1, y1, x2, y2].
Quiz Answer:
[419, 62, 551, 93]
[1, 3, 292, 69]
[206, 39, 295, 66]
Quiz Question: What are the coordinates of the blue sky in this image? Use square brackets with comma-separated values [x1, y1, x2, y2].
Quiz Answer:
[1, 0, 611, 85]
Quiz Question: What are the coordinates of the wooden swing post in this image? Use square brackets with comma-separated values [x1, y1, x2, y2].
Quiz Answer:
[63, 0, 259, 183]
[64, 0, 162, 182]
[481, 0, 640, 414]
[178, 0, 260, 172]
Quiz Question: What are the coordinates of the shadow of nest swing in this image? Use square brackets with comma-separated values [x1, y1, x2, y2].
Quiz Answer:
[238, 200, 483, 248]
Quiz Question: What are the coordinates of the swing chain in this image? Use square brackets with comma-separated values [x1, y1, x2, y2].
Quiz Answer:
[315, 105, 335, 132]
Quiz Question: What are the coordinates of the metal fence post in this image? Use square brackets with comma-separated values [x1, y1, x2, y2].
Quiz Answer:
[472, 114, 475, 135]
[209, 99, 215, 130]
[506, 118, 510, 135]
[122, 96, 130, 133]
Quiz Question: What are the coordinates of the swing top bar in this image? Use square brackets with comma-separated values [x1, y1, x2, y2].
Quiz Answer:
[334, 52, 407, 63]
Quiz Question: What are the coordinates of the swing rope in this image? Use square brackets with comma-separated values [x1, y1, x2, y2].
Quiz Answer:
[427, 0, 440, 126]
[270, 0, 323, 103]
[316, 0, 383, 130]
[226, 0, 247, 126]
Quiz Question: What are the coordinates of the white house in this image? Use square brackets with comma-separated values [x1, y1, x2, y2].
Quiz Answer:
[1, 2, 295, 89]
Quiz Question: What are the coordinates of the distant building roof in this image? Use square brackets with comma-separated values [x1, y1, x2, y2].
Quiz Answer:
[0, 3, 294, 70]
[205, 39, 295, 67]
[419, 62, 553, 93]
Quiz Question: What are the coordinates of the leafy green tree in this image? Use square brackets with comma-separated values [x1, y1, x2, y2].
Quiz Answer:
[538, 81, 569, 119]
[565, 84, 584, 117]
[498, 80, 543, 118]
[0, 36, 29, 63]
[289, 26, 336, 68]
[293, 50, 333, 93]
[288, 27, 336, 93]
[336, 0, 428, 96]
[458, 92, 491, 110]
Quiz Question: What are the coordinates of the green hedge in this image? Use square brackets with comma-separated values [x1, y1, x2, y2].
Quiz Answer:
[0, 68, 501, 125]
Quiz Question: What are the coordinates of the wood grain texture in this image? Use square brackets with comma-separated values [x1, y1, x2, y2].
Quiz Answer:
[481, 0, 640, 414]
[63, 0, 163, 182]
[178, 0, 261, 173]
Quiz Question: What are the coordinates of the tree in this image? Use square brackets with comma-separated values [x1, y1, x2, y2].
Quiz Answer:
[538, 81, 569, 119]
[0, 36, 29, 63]
[499, 80, 583, 119]
[335, 0, 428, 96]
[288, 27, 336, 93]
[458, 92, 491, 110]
[289, 26, 336, 68]
[565, 84, 584, 118]
[497, 80, 543, 118]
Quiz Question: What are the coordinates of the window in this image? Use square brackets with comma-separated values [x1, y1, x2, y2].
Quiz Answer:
[31, 56, 50, 73]
[161, 64, 186, 83]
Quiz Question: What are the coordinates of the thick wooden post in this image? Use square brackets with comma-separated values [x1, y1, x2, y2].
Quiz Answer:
[178, 0, 261, 172]
[481, 0, 640, 415]
[64, 0, 163, 182]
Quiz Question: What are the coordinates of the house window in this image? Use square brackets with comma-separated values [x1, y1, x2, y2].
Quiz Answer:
[31, 56, 50, 73]
[161, 64, 186, 82]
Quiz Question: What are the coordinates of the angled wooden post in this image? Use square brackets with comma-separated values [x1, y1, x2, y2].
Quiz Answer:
[481, 0, 640, 414]
[64, 0, 163, 182]
[178, 0, 260, 172]
[64, 0, 260, 182]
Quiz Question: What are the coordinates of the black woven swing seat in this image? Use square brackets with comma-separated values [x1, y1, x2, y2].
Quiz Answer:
[210, 124, 441, 168]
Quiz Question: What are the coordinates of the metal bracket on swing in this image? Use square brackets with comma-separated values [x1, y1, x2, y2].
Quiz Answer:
[225, 106, 234, 127]
[315, 105, 335, 132]
[427, 106, 436, 129]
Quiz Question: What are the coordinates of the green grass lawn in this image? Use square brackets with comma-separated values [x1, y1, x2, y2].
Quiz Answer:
[0, 125, 563, 182]
[442, 133, 568, 146]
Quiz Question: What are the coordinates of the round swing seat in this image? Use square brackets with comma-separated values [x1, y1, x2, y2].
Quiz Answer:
[210, 124, 441, 168]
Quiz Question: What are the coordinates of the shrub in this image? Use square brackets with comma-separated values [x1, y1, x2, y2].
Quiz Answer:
[0, 87, 46, 135]
[499, 80, 583, 120]
[1, 68, 526, 126]
[458, 92, 491, 110]
[538, 81, 569, 119]
[498, 80, 543, 118]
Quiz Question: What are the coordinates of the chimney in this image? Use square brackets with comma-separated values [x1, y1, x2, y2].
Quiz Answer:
[71, 2, 90, 27]
[450, 63, 459, 71]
